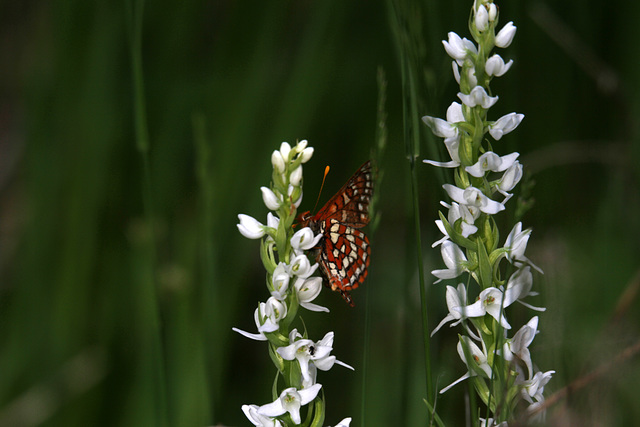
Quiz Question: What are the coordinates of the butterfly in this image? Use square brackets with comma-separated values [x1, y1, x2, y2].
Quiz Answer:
[297, 161, 374, 306]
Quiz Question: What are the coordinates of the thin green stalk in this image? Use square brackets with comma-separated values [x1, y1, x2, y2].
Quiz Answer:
[388, 0, 435, 417]
[193, 113, 215, 422]
[360, 67, 388, 427]
[126, 0, 168, 425]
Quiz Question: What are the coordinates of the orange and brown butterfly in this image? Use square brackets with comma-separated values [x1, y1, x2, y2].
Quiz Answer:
[296, 161, 374, 306]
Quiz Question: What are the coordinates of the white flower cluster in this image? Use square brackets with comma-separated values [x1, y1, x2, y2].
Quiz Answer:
[423, 1, 553, 424]
[235, 141, 352, 427]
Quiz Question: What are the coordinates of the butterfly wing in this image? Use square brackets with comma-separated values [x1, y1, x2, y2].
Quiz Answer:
[317, 219, 371, 306]
[313, 161, 373, 228]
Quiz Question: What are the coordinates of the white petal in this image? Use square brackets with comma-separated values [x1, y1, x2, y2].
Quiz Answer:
[290, 166, 303, 186]
[295, 277, 323, 302]
[488, 3, 497, 21]
[237, 214, 266, 239]
[258, 398, 286, 418]
[423, 159, 460, 168]
[332, 358, 355, 371]
[232, 327, 267, 341]
[485, 54, 513, 77]
[458, 86, 498, 109]
[298, 383, 322, 405]
[489, 112, 524, 140]
[279, 142, 292, 161]
[475, 4, 489, 31]
[300, 147, 314, 163]
[495, 22, 517, 48]
[441, 241, 467, 269]
[442, 184, 466, 205]
[291, 227, 322, 251]
[271, 150, 285, 173]
[455, 298, 486, 318]
[442, 32, 468, 60]
[261, 187, 281, 211]
[300, 301, 330, 312]
[295, 139, 308, 152]
[498, 161, 523, 192]
[452, 61, 461, 83]
[266, 212, 280, 229]
[446, 102, 465, 122]
[422, 115, 457, 138]
[440, 372, 471, 394]
[333, 417, 352, 427]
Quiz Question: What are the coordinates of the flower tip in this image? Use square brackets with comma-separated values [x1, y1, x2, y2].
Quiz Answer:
[296, 139, 308, 151]
[271, 150, 285, 173]
[300, 146, 314, 163]
[279, 142, 292, 160]
[237, 214, 266, 239]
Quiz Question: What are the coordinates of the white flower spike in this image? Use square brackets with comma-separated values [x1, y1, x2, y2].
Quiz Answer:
[422, 2, 552, 421]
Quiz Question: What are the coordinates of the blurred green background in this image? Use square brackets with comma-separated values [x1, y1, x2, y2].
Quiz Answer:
[1, 0, 639, 426]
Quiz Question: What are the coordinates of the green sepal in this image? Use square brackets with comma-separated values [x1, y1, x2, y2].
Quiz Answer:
[265, 330, 289, 349]
[268, 342, 286, 375]
[260, 240, 277, 274]
[471, 376, 491, 408]
[488, 247, 508, 267]
[476, 236, 493, 289]
[309, 392, 326, 427]
[285, 357, 303, 390]
[454, 162, 471, 189]
[471, 107, 485, 156]
[275, 220, 290, 261]
[271, 369, 280, 401]
[484, 215, 499, 253]
[472, 316, 492, 336]
[438, 211, 477, 252]
[281, 289, 299, 330]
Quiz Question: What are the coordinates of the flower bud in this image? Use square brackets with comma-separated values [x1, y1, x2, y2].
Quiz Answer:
[261, 186, 281, 211]
[237, 214, 266, 239]
[475, 5, 489, 31]
[290, 166, 303, 186]
[271, 150, 285, 173]
[495, 21, 516, 48]
[485, 54, 513, 77]
[300, 147, 314, 163]
[279, 142, 292, 161]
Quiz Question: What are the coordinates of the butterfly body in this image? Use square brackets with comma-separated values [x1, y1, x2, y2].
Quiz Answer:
[297, 161, 373, 306]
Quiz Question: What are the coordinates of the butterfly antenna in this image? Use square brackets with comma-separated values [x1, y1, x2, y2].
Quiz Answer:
[312, 166, 330, 213]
